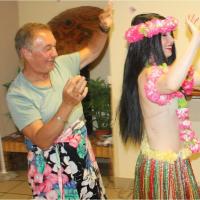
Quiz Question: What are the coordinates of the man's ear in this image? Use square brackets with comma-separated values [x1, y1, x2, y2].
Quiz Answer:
[20, 47, 32, 60]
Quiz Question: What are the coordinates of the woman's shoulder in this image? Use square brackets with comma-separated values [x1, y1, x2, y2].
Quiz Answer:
[139, 65, 157, 79]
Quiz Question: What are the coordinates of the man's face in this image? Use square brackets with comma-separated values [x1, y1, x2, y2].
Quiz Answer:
[24, 30, 58, 74]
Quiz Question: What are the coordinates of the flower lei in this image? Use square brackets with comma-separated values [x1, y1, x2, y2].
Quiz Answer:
[125, 16, 178, 44]
[144, 63, 200, 153]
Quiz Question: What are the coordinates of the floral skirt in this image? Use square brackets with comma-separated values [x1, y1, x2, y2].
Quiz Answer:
[133, 141, 200, 199]
[26, 120, 106, 200]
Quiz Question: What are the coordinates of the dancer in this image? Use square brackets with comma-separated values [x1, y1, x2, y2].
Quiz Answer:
[119, 13, 200, 199]
[6, 2, 112, 199]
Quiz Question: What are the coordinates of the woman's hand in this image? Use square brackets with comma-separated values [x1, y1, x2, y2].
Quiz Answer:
[186, 14, 200, 45]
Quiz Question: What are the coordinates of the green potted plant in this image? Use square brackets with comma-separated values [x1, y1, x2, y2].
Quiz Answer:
[83, 77, 111, 136]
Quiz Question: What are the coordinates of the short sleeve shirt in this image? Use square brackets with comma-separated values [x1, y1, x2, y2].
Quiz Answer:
[6, 52, 83, 131]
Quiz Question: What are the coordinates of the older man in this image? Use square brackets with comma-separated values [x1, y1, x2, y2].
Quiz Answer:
[7, 2, 112, 199]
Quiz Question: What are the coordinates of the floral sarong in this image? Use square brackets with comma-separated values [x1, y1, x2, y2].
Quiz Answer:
[26, 119, 106, 199]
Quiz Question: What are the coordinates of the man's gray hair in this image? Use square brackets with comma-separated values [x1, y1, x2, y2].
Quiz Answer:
[15, 22, 51, 58]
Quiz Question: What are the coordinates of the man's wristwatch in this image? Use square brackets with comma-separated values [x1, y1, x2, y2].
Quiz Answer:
[56, 116, 68, 124]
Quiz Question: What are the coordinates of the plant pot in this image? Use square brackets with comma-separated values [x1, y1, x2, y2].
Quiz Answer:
[94, 130, 112, 146]
[94, 129, 111, 141]
[95, 129, 111, 137]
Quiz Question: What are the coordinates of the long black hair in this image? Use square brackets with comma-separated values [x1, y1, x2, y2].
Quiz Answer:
[119, 13, 176, 144]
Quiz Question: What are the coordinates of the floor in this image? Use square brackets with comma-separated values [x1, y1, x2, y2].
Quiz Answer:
[0, 154, 133, 199]
[0, 171, 133, 199]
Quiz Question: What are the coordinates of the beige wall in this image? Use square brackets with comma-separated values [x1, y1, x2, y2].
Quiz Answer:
[110, 1, 200, 183]
[0, 2, 19, 137]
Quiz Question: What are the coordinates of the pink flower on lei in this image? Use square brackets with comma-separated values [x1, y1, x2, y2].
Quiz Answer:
[190, 140, 200, 153]
[182, 79, 194, 95]
[181, 67, 194, 95]
[179, 130, 195, 141]
[176, 108, 189, 120]
[145, 66, 178, 105]
[179, 119, 192, 130]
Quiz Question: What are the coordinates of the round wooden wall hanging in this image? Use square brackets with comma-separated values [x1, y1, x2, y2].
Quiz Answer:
[48, 6, 102, 55]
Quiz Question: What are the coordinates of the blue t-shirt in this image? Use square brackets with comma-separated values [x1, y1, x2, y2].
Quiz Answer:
[6, 52, 83, 131]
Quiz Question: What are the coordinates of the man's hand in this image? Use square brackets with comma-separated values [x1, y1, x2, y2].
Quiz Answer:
[62, 75, 88, 107]
[79, 1, 113, 67]
[99, 1, 113, 32]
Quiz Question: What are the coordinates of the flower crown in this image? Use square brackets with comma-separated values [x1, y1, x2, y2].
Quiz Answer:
[125, 16, 178, 43]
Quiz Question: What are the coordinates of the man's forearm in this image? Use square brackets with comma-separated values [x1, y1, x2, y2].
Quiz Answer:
[31, 103, 73, 150]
